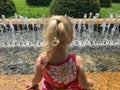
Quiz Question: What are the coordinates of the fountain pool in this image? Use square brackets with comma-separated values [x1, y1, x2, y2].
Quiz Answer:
[0, 14, 120, 75]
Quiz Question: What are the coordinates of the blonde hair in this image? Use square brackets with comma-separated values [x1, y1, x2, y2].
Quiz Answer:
[41, 16, 73, 58]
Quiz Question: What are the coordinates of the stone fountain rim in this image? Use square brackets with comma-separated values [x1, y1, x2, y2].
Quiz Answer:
[0, 18, 120, 25]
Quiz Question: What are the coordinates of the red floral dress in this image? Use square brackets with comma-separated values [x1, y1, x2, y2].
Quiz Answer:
[40, 54, 85, 90]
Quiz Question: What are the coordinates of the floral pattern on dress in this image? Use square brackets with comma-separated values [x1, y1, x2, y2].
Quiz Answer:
[47, 58, 77, 85]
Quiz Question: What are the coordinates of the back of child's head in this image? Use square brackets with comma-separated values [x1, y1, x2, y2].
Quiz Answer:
[42, 15, 73, 57]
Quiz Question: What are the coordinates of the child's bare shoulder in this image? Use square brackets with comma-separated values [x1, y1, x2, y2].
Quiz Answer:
[35, 55, 43, 66]
[76, 55, 84, 63]
[36, 54, 47, 66]
[76, 55, 84, 69]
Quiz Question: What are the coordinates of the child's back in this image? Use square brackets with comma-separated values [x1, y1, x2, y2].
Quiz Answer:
[41, 54, 83, 90]
[26, 16, 93, 90]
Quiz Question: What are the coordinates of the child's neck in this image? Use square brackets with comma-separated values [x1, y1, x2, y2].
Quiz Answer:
[48, 48, 68, 64]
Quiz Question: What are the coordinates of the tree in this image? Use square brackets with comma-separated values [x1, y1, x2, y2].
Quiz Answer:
[0, 0, 16, 17]
[50, 0, 100, 18]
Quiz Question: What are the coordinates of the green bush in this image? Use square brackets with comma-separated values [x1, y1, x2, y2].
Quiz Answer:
[112, 0, 120, 3]
[50, 0, 100, 18]
[99, 0, 112, 7]
[0, 0, 16, 17]
[26, 0, 52, 6]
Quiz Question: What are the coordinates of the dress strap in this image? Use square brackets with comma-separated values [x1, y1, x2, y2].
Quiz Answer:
[39, 56, 48, 69]
[70, 54, 77, 66]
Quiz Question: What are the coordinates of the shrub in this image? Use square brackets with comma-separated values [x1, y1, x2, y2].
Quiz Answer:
[50, 0, 100, 18]
[26, 0, 52, 6]
[0, 0, 16, 17]
[99, 0, 112, 7]
[112, 0, 120, 3]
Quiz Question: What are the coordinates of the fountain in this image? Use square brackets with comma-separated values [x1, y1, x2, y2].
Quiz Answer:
[0, 13, 120, 75]
[0, 13, 120, 47]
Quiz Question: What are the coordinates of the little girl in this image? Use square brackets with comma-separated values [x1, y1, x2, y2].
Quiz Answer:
[26, 16, 94, 90]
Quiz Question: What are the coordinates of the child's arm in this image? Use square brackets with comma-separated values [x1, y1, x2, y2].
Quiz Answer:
[76, 55, 94, 89]
[26, 56, 42, 90]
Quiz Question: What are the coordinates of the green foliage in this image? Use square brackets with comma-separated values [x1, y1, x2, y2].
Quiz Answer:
[100, 3, 120, 18]
[99, 0, 112, 7]
[112, 0, 120, 3]
[13, 0, 50, 18]
[0, 0, 16, 17]
[26, 0, 52, 6]
[9, 0, 120, 18]
[50, 0, 100, 18]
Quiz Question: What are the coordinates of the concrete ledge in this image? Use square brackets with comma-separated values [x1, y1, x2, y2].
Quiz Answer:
[0, 18, 120, 25]
[0, 72, 120, 90]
